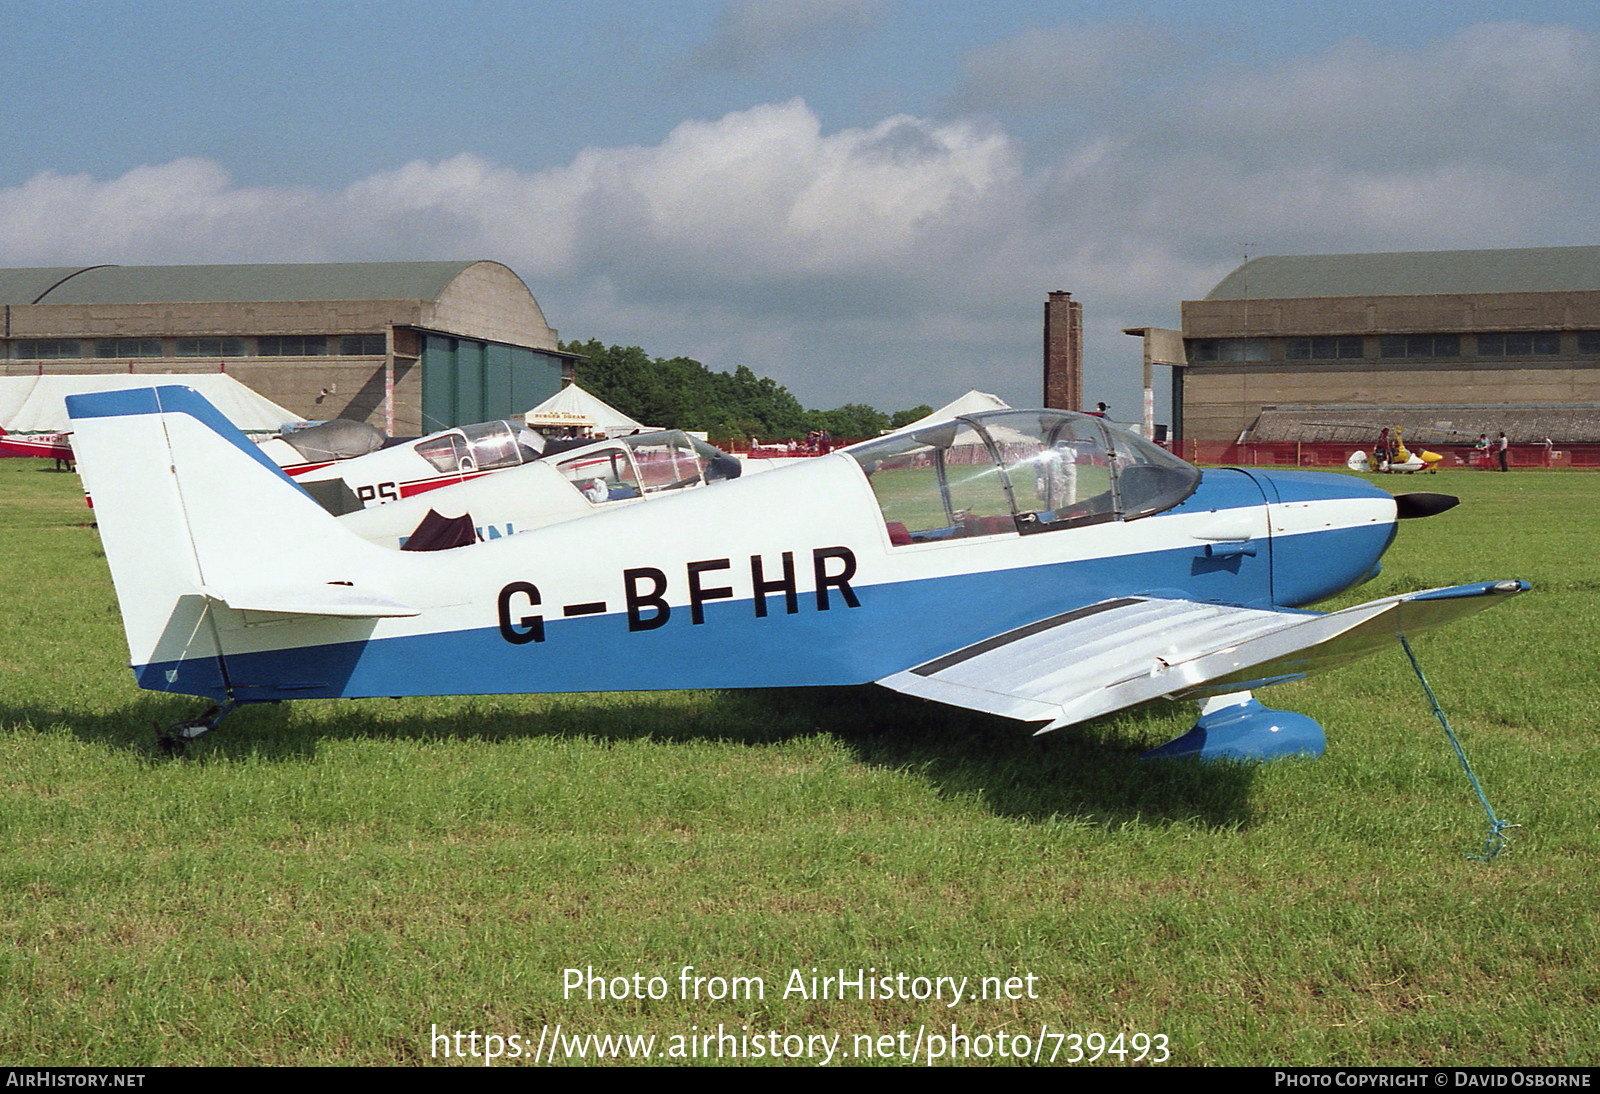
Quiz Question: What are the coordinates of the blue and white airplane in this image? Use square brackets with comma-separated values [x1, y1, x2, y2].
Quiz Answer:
[66, 385, 1525, 757]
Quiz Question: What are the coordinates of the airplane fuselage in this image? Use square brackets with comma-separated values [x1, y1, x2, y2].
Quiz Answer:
[130, 447, 1396, 703]
[62, 386, 1522, 756]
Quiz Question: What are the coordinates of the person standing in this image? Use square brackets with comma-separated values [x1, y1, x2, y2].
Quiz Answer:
[1497, 431, 1510, 472]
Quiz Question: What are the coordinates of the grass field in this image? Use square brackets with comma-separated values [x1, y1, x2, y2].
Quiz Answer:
[2, 459, 1597, 1067]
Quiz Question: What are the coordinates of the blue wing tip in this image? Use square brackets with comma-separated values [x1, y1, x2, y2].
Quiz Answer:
[1412, 580, 1530, 601]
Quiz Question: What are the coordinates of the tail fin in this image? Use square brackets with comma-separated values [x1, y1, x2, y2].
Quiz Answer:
[67, 386, 411, 699]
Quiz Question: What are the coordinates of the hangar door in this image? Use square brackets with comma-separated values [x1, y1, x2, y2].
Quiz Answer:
[419, 333, 565, 430]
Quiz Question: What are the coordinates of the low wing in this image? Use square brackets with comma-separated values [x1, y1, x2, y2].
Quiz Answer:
[877, 581, 1528, 733]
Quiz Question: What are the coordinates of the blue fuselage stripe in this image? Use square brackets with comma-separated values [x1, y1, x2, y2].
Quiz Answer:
[135, 521, 1397, 701]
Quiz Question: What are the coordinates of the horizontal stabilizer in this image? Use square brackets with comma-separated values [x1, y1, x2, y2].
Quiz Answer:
[878, 581, 1528, 733]
[201, 583, 419, 618]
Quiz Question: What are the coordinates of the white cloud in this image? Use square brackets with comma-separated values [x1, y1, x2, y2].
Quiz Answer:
[2, 162, 373, 268]
[1176, 22, 1600, 168]
[693, 0, 887, 72]
[326, 100, 1022, 296]
[0, 101, 1034, 405]
[951, 21, 1183, 113]
[2, 20, 1597, 415]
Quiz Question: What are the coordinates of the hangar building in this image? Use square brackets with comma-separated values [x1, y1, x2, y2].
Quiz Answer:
[1176, 246, 1600, 444]
[0, 261, 577, 435]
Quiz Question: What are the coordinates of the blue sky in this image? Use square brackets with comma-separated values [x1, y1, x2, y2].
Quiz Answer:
[5, 0, 1599, 420]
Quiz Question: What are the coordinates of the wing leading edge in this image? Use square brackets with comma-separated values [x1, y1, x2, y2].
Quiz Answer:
[877, 581, 1529, 733]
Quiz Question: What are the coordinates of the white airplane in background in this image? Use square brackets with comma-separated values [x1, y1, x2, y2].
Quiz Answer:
[66, 385, 1524, 759]
[259, 417, 549, 510]
[339, 428, 742, 549]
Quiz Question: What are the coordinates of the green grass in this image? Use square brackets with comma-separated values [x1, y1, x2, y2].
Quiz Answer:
[2, 459, 1598, 1066]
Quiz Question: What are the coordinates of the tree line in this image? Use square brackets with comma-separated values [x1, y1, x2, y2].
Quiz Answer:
[560, 339, 932, 444]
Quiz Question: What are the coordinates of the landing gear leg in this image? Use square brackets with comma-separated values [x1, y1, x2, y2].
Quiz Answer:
[1143, 691, 1326, 762]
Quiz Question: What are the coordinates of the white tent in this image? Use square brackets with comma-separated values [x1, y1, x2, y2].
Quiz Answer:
[888, 390, 1012, 435]
[0, 374, 299, 436]
[524, 383, 651, 438]
[0, 379, 34, 428]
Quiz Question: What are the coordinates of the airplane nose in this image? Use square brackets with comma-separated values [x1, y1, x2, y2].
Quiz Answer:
[1394, 492, 1459, 519]
[1237, 469, 1400, 608]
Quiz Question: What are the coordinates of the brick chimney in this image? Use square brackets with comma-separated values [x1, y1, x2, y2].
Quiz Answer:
[1043, 290, 1082, 410]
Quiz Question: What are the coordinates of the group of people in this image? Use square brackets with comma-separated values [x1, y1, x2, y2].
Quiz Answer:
[1470, 432, 1556, 470]
[801, 429, 833, 454]
[1470, 432, 1511, 472]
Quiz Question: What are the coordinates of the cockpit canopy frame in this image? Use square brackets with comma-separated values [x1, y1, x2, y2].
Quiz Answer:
[847, 410, 1200, 546]
[550, 430, 740, 506]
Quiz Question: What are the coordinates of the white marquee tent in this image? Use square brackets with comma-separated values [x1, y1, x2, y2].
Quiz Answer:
[523, 383, 651, 437]
[888, 390, 1012, 435]
[0, 374, 299, 437]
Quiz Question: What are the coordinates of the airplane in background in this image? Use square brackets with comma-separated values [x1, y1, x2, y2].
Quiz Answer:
[1346, 427, 1445, 474]
[66, 385, 1525, 758]
[0, 425, 74, 463]
[262, 414, 747, 522]
[339, 428, 743, 549]
[260, 417, 549, 510]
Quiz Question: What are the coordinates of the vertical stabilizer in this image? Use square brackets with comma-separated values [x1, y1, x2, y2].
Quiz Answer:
[67, 386, 406, 698]
[70, 387, 224, 695]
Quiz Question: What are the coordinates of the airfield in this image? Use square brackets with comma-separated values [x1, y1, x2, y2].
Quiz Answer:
[2, 457, 1597, 1067]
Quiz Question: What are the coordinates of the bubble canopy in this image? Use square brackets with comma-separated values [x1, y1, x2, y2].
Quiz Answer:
[845, 410, 1200, 546]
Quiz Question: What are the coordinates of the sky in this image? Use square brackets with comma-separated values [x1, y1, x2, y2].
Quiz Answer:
[3, 0, 1599, 422]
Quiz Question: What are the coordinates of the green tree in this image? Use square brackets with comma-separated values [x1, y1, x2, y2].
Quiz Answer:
[890, 405, 934, 428]
[559, 339, 858, 443]
[806, 403, 890, 441]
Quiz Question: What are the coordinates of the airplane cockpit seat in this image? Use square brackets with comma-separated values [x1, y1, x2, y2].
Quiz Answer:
[886, 521, 912, 546]
[961, 514, 1014, 537]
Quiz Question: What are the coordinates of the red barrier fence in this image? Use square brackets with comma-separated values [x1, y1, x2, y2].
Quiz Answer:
[722, 439, 866, 457]
[720, 436, 1600, 470]
[1174, 441, 1600, 470]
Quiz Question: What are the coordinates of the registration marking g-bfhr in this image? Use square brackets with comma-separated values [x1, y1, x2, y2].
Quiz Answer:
[496, 545, 862, 644]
